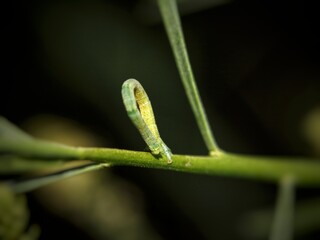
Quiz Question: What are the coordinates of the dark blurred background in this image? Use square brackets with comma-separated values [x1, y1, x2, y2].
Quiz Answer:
[3, 0, 320, 239]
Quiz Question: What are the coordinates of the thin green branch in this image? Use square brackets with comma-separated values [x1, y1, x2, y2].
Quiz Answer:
[8, 163, 109, 193]
[1, 138, 320, 187]
[0, 155, 65, 174]
[239, 197, 320, 239]
[157, 0, 218, 154]
[1, 118, 320, 187]
[269, 176, 295, 240]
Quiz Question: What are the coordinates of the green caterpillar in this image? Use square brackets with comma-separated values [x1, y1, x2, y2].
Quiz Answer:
[121, 79, 172, 163]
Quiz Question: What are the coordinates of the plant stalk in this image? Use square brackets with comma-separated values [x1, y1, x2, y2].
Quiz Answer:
[157, 0, 218, 154]
[269, 176, 295, 240]
[8, 163, 109, 193]
[2, 138, 320, 187]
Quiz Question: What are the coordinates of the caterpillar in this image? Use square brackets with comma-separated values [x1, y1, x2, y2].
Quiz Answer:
[121, 79, 172, 163]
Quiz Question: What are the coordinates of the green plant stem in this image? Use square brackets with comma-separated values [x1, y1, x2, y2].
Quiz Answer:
[239, 197, 320, 239]
[8, 163, 109, 193]
[157, 0, 218, 154]
[1, 138, 320, 187]
[269, 176, 295, 240]
[0, 155, 65, 174]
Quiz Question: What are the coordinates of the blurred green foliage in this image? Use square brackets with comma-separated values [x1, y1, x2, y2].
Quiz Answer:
[3, 0, 320, 239]
[0, 185, 40, 240]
